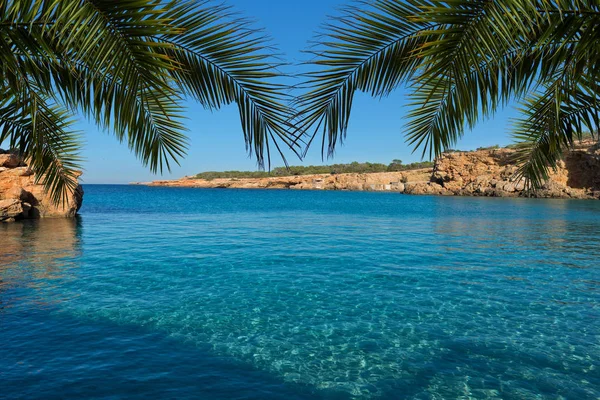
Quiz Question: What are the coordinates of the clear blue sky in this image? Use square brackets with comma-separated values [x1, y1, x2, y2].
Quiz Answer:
[74, 0, 517, 183]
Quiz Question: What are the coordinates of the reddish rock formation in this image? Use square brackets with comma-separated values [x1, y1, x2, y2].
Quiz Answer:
[148, 169, 432, 192]
[147, 141, 600, 200]
[427, 141, 600, 199]
[0, 151, 83, 222]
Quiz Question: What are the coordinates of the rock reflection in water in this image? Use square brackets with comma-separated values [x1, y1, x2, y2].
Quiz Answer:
[0, 218, 82, 309]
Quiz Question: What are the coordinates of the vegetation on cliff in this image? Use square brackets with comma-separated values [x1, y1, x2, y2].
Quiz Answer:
[194, 160, 434, 180]
[170, 142, 600, 200]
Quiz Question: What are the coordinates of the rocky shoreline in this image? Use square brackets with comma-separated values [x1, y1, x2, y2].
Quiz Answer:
[146, 141, 600, 200]
[0, 151, 83, 222]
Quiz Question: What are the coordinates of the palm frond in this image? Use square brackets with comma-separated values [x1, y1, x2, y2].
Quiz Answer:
[0, 85, 82, 205]
[294, 0, 433, 157]
[159, 0, 298, 168]
[297, 0, 600, 187]
[513, 70, 600, 189]
[1, 0, 294, 202]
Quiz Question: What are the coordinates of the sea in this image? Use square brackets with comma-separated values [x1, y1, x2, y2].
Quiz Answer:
[1, 185, 599, 399]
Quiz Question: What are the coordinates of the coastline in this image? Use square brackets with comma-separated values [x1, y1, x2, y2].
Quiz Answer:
[142, 142, 600, 200]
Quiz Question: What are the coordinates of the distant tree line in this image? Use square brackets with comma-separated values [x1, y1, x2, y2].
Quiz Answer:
[194, 160, 434, 180]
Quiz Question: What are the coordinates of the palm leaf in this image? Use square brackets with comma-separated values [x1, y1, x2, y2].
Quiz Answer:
[294, 0, 432, 157]
[513, 70, 600, 189]
[297, 0, 600, 188]
[1, 0, 294, 202]
[158, 0, 298, 168]
[0, 85, 82, 205]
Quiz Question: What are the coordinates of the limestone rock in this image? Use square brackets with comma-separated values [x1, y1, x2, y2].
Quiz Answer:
[0, 199, 26, 221]
[431, 141, 600, 200]
[0, 154, 21, 168]
[149, 169, 433, 193]
[404, 182, 451, 196]
[148, 140, 600, 200]
[0, 151, 83, 221]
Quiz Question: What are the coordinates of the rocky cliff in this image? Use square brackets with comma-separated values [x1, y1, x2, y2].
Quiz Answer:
[148, 167, 431, 192]
[408, 140, 600, 199]
[146, 140, 600, 200]
[0, 151, 83, 222]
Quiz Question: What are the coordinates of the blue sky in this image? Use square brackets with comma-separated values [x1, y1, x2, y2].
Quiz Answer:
[75, 0, 517, 183]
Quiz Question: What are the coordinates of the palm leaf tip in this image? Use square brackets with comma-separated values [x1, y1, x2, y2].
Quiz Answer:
[295, 0, 600, 190]
[1, 0, 296, 203]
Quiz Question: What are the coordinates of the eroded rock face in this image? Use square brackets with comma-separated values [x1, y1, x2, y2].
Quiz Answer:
[149, 169, 433, 192]
[148, 141, 600, 200]
[0, 153, 22, 168]
[0, 151, 83, 221]
[431, 141, 600, 199]
[0, 199, 27, 222]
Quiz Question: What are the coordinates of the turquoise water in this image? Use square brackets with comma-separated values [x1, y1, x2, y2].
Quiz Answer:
[1, 185, 599, 399]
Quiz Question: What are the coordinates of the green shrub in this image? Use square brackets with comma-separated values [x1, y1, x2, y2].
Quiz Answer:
[476, 145, 500, 151]
[194, 160, 434, 179]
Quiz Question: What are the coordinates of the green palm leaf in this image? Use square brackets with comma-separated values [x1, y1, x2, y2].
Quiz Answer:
[0, 0, 295, 202]
[0, 86, 82, 205]
[294, 0, 432, 156]
[297, 0, 600, 189]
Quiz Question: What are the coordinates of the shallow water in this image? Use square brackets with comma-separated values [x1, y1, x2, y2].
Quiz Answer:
[1, 185, 599, 399]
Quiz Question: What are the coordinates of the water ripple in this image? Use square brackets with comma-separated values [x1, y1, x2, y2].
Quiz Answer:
[1, 186, 599, 399]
